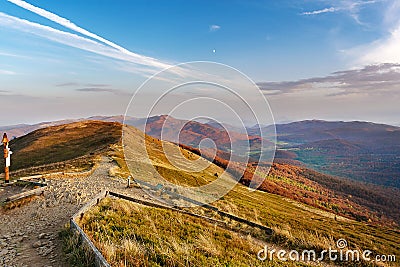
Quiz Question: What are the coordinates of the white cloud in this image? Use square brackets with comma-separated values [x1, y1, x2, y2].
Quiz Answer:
[347, 0, 400, 65]
[0, 69, 16, 75]
[0, 12, 172, 73]
[5, 0, 173, 71]
[258, 63, 400, 97]
[2, 0, 221, 81]
[209, 24, 221, 32]
[356, 25, 400, 65]
[76, 87, 130, 96]
[301, 7, 337, 15]
[384, 0, 400, 26]
[0, 51, 30, 59]
[8, 0, 128, 54]
[301, 1, 381, 25]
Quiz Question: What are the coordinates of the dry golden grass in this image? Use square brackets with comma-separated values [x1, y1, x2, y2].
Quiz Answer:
[121, 125, 225, 188]
[60, 225, 96, 267]
[80, 198, 305, 267]
[9, 121, 121, 173]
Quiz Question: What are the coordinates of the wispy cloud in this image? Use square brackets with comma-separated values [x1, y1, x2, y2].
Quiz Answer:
[56, 82, 80, 87]
[2, 0, 212, 81]
[301, 7, 337, 15]
[0, 51, 30, 59]
[353, 25, 400, 65]
[0, 69, 16, 75]
[85, 83, 110, 87]
[348, 0, 400, 65]
[301, 0, 381, 25]
[209, 24, 221, 32]
[0, 12, 172, 74]
[0, 90, 37, 99]
[3, 0, 174, 73]
[8, 0, 130, 54]
[258, 63, 400, 97]
[76, 87, 129, 96]
[59, 83, 129, 95]
[56, 82, 110, 87]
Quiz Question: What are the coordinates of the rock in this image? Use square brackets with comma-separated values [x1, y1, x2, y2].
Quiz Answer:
[38, 233, 47, 239]
[15, 231, 23, 237]
[32, 241, 42, 248]
[0, 249, 8, 256]
[15, 236, 24, 243]
[42, 248, 52, 256]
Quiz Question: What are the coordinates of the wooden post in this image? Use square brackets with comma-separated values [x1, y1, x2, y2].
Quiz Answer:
[2, 133, 10, 183]
[127, 176, 131, 188]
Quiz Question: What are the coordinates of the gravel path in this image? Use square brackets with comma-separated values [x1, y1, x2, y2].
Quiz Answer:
[0, 157, 144, 267]
[0, 157, 339, 267]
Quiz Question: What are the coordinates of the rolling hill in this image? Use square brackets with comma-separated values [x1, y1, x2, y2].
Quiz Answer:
[3, 116, 400, 187]
[6, 121, 122, 173]
[258, 120, 400, 188]
[1, 120, 399, 266]
[3, 119, 400, 225]
[1, 115, 268, 161]
[131, 115, 266, 158]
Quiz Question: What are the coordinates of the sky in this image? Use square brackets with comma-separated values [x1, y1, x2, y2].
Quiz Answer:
[0, 0, 399, 126]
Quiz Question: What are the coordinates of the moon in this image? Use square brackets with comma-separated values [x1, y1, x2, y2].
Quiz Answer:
[213, 49, 216, 53]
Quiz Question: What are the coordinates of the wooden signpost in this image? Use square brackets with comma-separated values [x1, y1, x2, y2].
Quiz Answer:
[2, 133, 11, 183]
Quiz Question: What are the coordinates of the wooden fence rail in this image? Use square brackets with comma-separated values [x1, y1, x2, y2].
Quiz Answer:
[70, 190, 110, 267]
[70, 189, 274, 267]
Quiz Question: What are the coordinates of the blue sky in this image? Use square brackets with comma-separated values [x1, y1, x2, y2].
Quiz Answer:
[0, 0, 399, 125]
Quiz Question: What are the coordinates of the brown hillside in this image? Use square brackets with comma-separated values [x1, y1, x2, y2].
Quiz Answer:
[141, 115, 264, 155]
[6, 121, 122, 172]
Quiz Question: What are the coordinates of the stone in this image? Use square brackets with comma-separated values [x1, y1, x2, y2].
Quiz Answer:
[38, 233, 47, 239]
[32, 241, 42, 248]
[0, 249, 8, 256]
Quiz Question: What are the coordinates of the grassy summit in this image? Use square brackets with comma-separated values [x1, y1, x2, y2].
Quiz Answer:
[7, 121, 121, 173]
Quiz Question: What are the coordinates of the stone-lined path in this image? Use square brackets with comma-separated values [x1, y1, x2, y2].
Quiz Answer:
[0, 157, 143, 267]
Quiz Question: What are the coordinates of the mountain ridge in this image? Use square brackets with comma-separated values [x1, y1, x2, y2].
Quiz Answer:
[3, 120, 399, 227]
[2, 115, 399, 188]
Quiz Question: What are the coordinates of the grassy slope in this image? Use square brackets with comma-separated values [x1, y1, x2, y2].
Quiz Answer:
[80, 180, 400, 266]
[180, 144, 400, 227]
[218, 186, 400, 260]
[6, 121, 122, 173]
[100, 125, 400, 266]
[3, 121, 397, 265]
[120, 125, 225, 189]
[80, 198, 306, 267]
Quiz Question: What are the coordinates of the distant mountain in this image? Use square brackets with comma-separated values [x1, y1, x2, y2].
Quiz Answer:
[0, 115, 272, 161]
[0, 119, 81, 139]
[3, 117, 399, 188]
[195, 118, 246, 134]
[261, 120, 400, 188]
[131, 115, 267, 159]
[0, 116, 136, 139]
[3, 119, 400, 226]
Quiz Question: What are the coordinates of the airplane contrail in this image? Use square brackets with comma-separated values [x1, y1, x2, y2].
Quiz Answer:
[7, 0, 171, 70]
